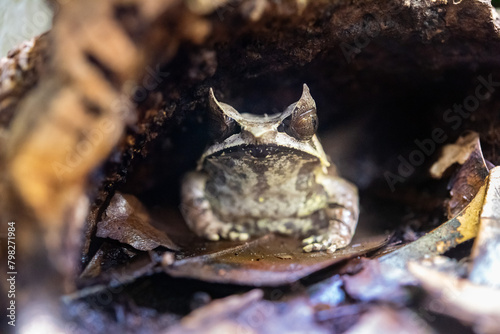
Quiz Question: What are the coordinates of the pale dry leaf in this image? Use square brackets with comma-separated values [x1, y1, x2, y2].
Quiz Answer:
[469, 166, 500, 288]
[430, 132, 482, 179]
[97, 192, 178, 251]
[409, 262, 500, 334]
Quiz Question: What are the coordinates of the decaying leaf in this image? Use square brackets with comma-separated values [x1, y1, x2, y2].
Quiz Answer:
[379, 181, 486, 269]
[96, 192, 178, 251]
[469, 166, 500, 288]
[345, 178, 486, 300]
[343, 258, 410, 303]
[79, 204, 389, 289]
[308, 275, 345, 307]
[79, 242, 140, 279]
[74, 250, 158, 291]
[164, 233, 391, 286]
[167, 289, 265, 334]
[167, 289, 329, 334]
[378, 133, 495, 266]
[430, 132, 490, 218]
[430, 132, 485, 179]
[409, 262, 500, 334]
[344, 306, 437, 334]
[345, 137, 491, 302]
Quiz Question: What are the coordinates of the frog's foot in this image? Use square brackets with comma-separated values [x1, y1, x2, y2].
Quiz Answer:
[181, 173, 251, 242]
[181, 171, 228, 241]
[303, 174, 359, 253]
[182, 204, 250, 242]
[200, 222, 250, 242]
[302, 220, 353, 253]
[198, 223, 251, 242]
[227, 230, 250, 242]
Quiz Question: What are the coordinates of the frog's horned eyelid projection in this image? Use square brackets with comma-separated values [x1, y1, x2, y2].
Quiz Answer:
[285, 83, 319, 141]
[209, 84, 318, 140]
[182, 84, 359, 253]
[202, 84, 330, 169]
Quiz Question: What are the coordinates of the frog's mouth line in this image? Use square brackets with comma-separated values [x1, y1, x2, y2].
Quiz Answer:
[206, 144, 322, 161]
[199, 132, 331, 169]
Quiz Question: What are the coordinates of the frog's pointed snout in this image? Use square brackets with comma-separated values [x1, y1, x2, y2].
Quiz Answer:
[242, 126, 277, 143]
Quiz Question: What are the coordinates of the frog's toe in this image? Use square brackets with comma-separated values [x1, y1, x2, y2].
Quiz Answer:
[323, 235, 349, 252]
[228, 231, 250, 241]
[238, 232, 250, 241]
[326, 245, 337, 254]
[200, 223, 231, 241]
[302, 236, 314, 246]
[301, 235, 323, 246]
[302, 233, 349, 253]
[303, 244, 313, 252]
[302, 233, 330, 252]
[303, 242, 327, 252]
[205, 233, 220, 241]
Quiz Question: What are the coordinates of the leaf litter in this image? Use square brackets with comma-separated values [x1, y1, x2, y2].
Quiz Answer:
[71, 131, 500, 333]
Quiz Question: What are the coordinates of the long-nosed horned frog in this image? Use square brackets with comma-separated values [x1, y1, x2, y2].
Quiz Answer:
[181, 84, 359, 253]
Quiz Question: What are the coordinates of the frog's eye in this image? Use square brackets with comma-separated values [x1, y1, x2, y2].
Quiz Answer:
[283, 84, 318, 141]
[208, 88, 241, 141]
[287, 108, 318, 140]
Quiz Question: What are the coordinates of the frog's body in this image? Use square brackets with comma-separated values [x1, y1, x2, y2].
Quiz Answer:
[181, 85, 359, 253]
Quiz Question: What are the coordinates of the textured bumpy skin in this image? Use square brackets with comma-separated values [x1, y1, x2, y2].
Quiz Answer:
[181, 85, 359, 253]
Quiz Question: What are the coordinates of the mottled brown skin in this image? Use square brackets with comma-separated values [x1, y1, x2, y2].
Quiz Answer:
[181, 85, 359, 252]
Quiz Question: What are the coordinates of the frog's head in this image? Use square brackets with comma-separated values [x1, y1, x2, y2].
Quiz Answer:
[200, 84, 329, 167]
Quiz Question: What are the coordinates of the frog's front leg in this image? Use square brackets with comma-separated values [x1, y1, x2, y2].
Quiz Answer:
[181, 171, 250, 241]
[302, 174, 359, 253]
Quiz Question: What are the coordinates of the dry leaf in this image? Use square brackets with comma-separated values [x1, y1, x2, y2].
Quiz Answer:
[166, 289, 329, 334]
[97, 192, 178, 251]
[469, 166, 500, 288]
[79, 242, 140, 279]
[344, 179, 488, 302]
[164, 233, 390, 286]
[380, 181, 486, 269]
[344, 306, 437, 334]
[430, 132, 490, 218]
[430, 132, 485, 178]
[409, 262, 500, 334]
